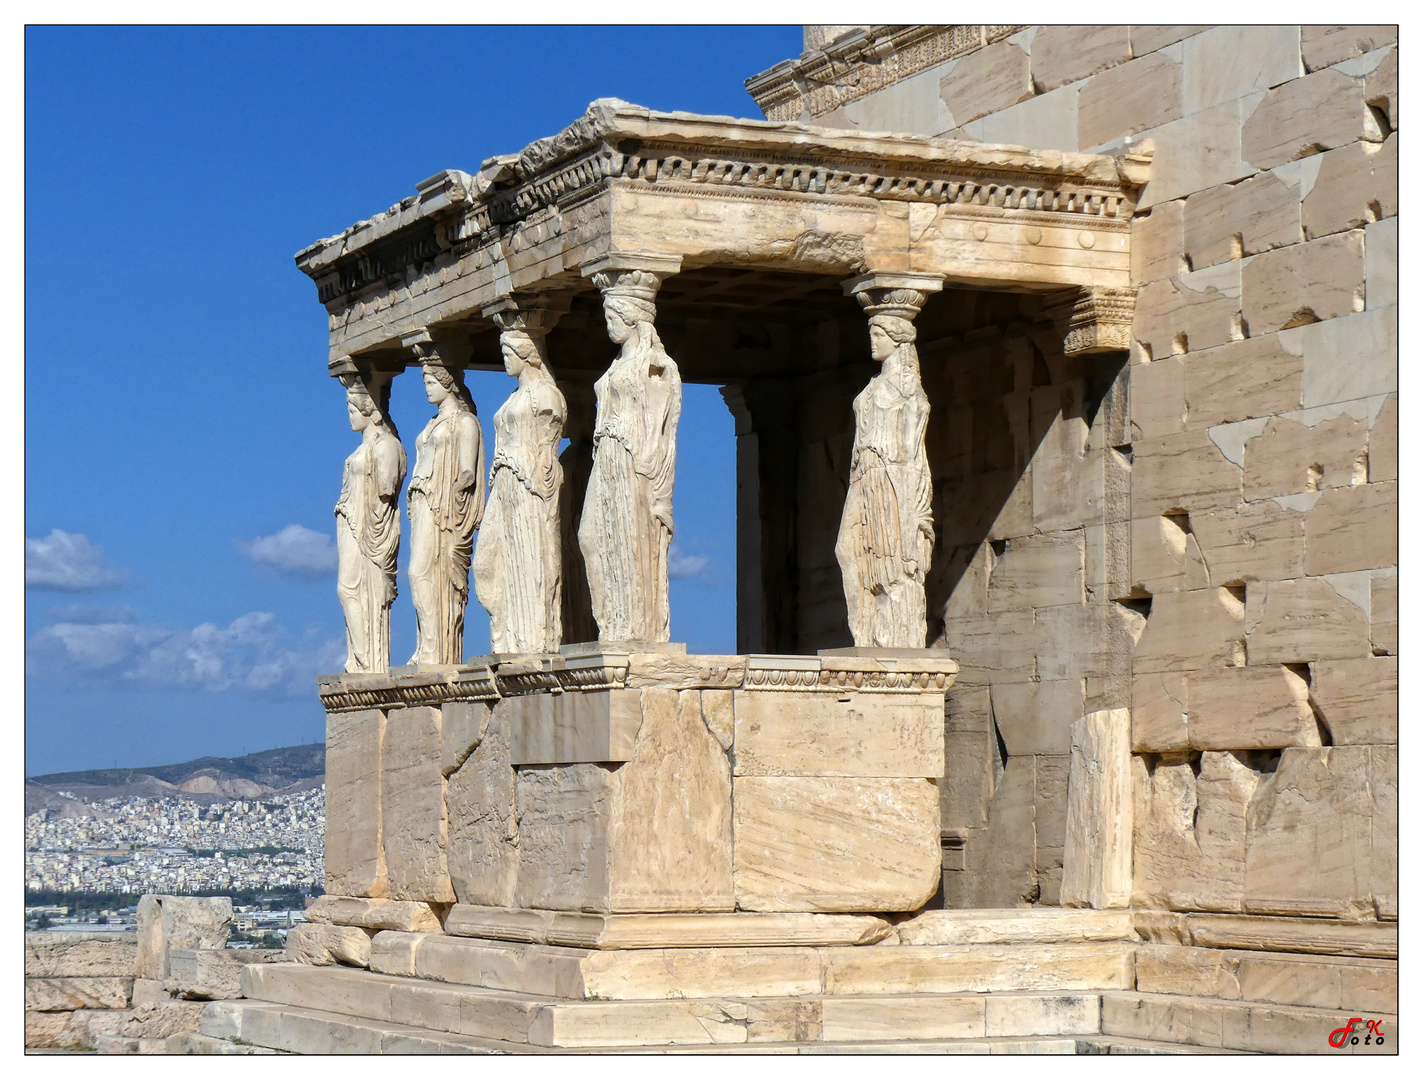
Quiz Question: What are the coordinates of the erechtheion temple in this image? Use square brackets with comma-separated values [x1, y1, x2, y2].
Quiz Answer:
[190, 25, 1399, 1054]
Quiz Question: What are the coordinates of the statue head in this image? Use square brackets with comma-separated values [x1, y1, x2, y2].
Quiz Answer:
[868, 313, 917, 362]
[500, 329, 546, 378]
[594, 269, 660, 345]
[422, 362, 476, 413]
[345, 378, 388, 434]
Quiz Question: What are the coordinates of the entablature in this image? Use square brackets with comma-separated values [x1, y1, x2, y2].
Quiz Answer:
[296, 99, 1148, 364]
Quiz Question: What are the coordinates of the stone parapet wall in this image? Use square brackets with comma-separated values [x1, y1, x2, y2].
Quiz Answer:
[764, 26, 1398, 922]
[319, 650, 957, 916]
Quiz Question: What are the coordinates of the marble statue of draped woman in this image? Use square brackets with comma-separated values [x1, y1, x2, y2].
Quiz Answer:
[335, 380, 406, 673]
[407, 363, 485, 665]
[473, 330, 567, 654]
[578, 277, 681, 643]
[835, 314, 934, 648]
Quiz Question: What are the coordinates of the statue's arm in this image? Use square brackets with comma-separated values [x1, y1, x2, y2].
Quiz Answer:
[374, 437, 405, 501]
[456, 413, 484, 492]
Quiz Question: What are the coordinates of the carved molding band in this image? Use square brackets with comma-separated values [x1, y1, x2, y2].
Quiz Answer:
[317, 652, 959, 711]
[745, 25, 1027, 122]
[1045, 286, 1138, 356]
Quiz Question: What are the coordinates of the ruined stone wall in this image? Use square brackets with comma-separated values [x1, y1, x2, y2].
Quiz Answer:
[797, 26, 1398, 917]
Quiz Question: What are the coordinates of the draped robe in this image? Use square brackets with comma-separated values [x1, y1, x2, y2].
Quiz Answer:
[473, 374, 566, 654]
[835, 352, 934, 648]
[407, 407, 485, 664]
[578, 331, 681, 643]
[335, 428, 406, 672]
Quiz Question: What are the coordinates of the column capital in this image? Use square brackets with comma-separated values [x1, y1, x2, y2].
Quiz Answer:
[481, 292, 572, 335]
[580, 251, 683, 280]
[841, 272, 944, 321]
[841, 271, 945, 297]
[1044, 285, 1137, 356]
[399, 326, 472, 368]
[328, 354, 360, 380]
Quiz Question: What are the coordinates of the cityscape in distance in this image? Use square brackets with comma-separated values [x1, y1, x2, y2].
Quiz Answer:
[25, 743, 325, 937]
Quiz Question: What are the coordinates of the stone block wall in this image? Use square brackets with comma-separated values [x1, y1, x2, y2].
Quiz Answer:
[25, 932, 138, 1050]
[793, 25, 1397, 917]
[322, 658, 952, 916]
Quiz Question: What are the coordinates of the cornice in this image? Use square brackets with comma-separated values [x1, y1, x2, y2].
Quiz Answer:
[294, 99, 1145, 310]
[744, 25, 1027, 122]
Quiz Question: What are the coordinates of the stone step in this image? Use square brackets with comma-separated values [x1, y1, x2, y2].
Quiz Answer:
[199, 1001, 1111, 1055]
[1135, 944, 1397, 1013]
[235, 966, 548, 1044]
[530, 990, 1102, 1048]
[1135, 912, 1397, 959]
[165, 1032, 284, 1054]
[892, 908, 1138, 946]
[198, 999, 1262, 1057]
[237, 963, 1107, 1048]
[443, 904, 894, 948]
[365, 932, 1136, 998]
[1102, 992, 1397, 1054]
[1073, 1037, 1254, 1055]
[199, 1001, 535, 1055]
[92, 1034, 166, 1055]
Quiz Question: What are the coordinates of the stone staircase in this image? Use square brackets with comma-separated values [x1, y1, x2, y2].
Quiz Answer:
[168, 909, 1397, 1055]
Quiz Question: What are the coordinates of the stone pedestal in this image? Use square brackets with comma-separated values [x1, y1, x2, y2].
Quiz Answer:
[318, 649, 957, 917]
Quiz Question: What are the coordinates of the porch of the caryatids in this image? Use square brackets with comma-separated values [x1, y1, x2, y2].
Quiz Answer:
[835, 272, 945, 650]
[332, 361, 406, 673]
[577, 254, 684, 644]
[402, 328, 486, 667]
[472, 295, 570, 655]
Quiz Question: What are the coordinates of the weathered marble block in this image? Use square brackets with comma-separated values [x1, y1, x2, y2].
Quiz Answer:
[319, 650, 956, 917]
[380, 705, 453, 903]
[732, 775, 942, 912]
[325, 708, 387, 898]
[512, 688, 733, 913]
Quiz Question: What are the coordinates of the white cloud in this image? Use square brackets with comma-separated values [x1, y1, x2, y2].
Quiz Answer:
[668, 541, 711, 581]
[25, 529, 128, 591]
[238, 524, 338, 579]
[27, 611, 345, 698]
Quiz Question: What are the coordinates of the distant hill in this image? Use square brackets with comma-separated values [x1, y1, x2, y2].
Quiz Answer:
[27, 743, 325, 810]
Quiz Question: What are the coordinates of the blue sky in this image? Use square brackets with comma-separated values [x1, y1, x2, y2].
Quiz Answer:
[24, 25, 802, 775]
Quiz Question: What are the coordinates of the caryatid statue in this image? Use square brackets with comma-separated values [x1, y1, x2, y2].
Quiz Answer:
[578, 268, 682, 643]
[405, 346, 486, 666]
[334, 373, 406, 673]
[835, 278, 942, 649]
[473, 304, 568, 654]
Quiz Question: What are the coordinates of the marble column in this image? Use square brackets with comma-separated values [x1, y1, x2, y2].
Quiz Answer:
[835, 272, 944, 649]
[401, 329, 485, 666]
[577, 254, 683, 644]
[472, 296, 569, 655]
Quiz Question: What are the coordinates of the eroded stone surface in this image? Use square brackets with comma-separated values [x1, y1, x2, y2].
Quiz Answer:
[1061, 709, 1132, 909]
[733, 690, 942, 777]
[733, 776, 940, 912]
[303, 896, 444, 933]
[25, 933, 137, 979]
[326, 708, 387, 899]
[285, 923, 376, 968]
[607, 688, 734, 912]
[515, 764, 612, 912]
[447, 717, 519, 908]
